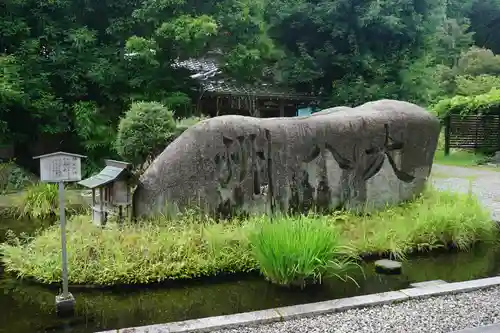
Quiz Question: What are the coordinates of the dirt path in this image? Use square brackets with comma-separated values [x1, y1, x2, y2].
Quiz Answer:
[431, 164, 500, 221]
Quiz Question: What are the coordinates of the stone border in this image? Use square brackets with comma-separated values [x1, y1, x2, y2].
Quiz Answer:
[97, 276, 500, 333]
[451, 323, 500, 333]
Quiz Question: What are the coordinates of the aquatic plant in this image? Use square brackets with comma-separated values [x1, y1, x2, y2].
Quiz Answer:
[1, 215, 257, 285]
[0, 186, 495, 286]
[17, 183, 59, 219]
[250, 215, 359, 288]
[7, 182, 88, 219]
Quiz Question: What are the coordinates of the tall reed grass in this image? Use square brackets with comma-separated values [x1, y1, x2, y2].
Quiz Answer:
[0, 187, 496, 287]
[17, 183, 59, 219]
[250, 215, 359, 288]
[9, 182, 87, 219]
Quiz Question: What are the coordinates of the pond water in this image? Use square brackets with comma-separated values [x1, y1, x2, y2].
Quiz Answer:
[1, 217, 500, 333]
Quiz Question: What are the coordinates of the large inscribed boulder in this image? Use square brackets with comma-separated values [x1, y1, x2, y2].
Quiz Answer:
[133, 99, 441, 218]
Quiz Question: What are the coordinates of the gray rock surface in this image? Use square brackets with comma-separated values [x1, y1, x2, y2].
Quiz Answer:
[133, 99, 440, 218]
[212, 286, 500, 333]
[374, 259, 402, 274]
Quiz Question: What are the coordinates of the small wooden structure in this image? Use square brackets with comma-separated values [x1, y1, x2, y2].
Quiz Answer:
[443, 114, 500, 155]
[78, 160, 133, 226]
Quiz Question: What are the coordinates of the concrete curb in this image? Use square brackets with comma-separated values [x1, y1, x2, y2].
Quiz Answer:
[451, 323, 500, 333]
[97, 276, 500, 333]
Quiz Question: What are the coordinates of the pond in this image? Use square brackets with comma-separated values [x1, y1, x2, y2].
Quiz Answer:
[1, 217, 500, 333]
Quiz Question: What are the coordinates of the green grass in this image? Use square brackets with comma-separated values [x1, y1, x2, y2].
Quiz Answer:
[18, 183, 59, 219]
[434, 149, 487, 167]
[250, 216, 359, 288]
[0, 186, 495, 287]
[0, 182, 88, 219]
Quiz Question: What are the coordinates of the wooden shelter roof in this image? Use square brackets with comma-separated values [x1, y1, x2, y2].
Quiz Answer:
[174, 58, 318, 100]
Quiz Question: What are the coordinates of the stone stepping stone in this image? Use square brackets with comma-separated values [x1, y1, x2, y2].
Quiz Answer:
[410, 280, 448, 288]
[374, 259, 402, 275]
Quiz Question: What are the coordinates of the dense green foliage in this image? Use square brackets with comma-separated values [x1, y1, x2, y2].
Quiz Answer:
[3, 0, 500, 169]
[115, 101, 177, 166]
[1, 187, 494, 286]
[0, 161, 35, 193]
[115, 102, 208, 166]
[433, 88, 500, 118]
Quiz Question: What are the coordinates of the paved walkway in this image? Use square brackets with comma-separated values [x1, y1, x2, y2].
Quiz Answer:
[431, 164, 500, 221]
[433, 164, 500, 333]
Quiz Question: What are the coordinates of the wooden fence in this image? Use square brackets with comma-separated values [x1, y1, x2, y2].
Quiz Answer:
[444, 114, 500, 155]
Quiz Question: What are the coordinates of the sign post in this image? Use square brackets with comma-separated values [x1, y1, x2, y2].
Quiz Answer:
[33, 151, 86, 317]
[58, 180, 69, 299]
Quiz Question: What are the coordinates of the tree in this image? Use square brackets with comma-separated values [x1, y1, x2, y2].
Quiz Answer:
[433, 47, 500, 98]
[263, 0, 471, 106]
[468, 0, 500, 54]
[127, 0, 279, 85]
[3, 0, 500, 177]
[0, 0, 143, 173]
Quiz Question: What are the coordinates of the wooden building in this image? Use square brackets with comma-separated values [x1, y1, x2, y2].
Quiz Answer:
[174, 57, 322, 118]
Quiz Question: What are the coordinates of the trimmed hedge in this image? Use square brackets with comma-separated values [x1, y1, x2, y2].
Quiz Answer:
[432, 88, 500, 118]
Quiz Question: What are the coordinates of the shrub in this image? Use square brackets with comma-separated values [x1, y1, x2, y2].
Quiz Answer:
[115, 101, 177, 166]
[455, 47, 500, 77]
[455, 74, 500, 97]
[172, 115, 208, 142]
[432, 88, 500, 118]
[250, 215, 358, 288]
[0, 161, 35, 193]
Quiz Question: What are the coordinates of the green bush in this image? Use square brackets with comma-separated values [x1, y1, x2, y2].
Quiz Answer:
[115, 101, 177, 166]
[250, 215, 358, 288]
[432, 88, 500, 118]
[455, 47, 500, 77]
[175, 115, 208, 130]
[172, 115, 208, 141]
[0, 161, 35, 193]
[455, 75, 500, 97]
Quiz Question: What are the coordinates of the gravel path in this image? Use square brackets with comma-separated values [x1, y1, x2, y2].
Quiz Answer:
[213, 287, 500, 333]
[212, 165, 500, 333]
[431, 164, 500, 221]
